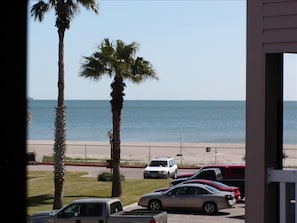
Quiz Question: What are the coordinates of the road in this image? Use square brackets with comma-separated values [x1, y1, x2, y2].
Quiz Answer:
[28, 164, 196, 179]
[28, 164, 245, 223]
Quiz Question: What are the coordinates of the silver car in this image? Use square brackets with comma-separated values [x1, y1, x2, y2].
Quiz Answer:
[138, 183, 236, 215]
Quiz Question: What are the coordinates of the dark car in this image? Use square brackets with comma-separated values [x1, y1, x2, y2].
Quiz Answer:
[170, 168, 223, 186]
[177, 165, 245, 179]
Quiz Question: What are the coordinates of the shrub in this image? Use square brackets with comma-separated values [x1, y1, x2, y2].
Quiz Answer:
[97, 172, 125, 181]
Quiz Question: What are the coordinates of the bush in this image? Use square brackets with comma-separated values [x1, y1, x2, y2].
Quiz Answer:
[97, 172, 125, 181]
[27, 152, 37, 164]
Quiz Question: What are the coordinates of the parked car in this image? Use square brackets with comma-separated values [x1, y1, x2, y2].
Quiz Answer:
[170, 168, 223, 186]
[138, 183, 236, 215]
[176, 164, 245, 198]
[27, 198, 168, 223]
[176, 165, 245, 179]
[153, 179, 242, 203]
[143, 156, 178, 179]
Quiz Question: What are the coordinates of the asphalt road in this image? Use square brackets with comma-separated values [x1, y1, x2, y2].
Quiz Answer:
[28, 164, 196, 179]
[28, 164, 245, 223]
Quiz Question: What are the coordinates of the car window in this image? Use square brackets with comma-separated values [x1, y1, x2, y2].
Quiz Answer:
[167, 187, 185, 196]
[58, 204, 80, 218]
[230, 167, 245, 176]
[110, 201, 123, 214]
[210, 181, 228, 188]
[198, 187, 210, 194]
[195, 170, 216, 179]
[187, 187, 198, 195]
[204, 185, 220, 193]
[77, 204, 102, 217]
[176, 187, 187, 195]
[218, 168, 226, 176]
[149, 160, 167, 167]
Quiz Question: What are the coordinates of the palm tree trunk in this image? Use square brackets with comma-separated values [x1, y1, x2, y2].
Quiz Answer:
[111, 109, 122, 197]
[110, 77, 124, 197]
[53, 27, 66, 209]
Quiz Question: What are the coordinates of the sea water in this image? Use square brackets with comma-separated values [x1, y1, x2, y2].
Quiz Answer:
[27, 100, 297, 144]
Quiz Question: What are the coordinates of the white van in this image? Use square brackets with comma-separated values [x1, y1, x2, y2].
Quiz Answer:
[143, 156, 178, 179]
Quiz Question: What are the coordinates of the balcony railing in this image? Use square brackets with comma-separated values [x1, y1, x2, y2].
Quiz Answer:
[267, 168, 297, 223]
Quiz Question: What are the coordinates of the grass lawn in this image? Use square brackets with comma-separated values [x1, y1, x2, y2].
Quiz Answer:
[27, 171, 170, 216]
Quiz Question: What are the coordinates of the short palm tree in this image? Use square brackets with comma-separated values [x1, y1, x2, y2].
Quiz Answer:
[30, 0, 98, 209]
[27, 110, 32, 126]
[80, 38, 158, 197]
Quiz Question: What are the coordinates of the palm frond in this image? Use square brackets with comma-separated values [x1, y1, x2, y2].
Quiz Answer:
[77, 0, 99, 14]
[31, 1, 50, 21]
[80, 38, 158, 84]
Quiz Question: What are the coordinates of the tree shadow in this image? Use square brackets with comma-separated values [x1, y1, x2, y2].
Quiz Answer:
[162, 209, 230, 216]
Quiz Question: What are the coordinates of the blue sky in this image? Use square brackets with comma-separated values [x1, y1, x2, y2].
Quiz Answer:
[28, 0, 296, 100]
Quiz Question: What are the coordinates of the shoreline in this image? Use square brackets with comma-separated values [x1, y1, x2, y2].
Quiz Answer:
[27, 140, 297, 167]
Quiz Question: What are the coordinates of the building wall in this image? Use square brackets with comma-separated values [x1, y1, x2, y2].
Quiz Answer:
[263, 0, 297, 52]
[246, 0, 296, 223]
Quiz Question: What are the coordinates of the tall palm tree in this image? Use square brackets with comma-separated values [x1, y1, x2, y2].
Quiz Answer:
[30, 0, 98, 209]
[80, 38, 158, 197]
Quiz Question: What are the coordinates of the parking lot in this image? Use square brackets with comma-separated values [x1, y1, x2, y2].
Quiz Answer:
[28, 164, 245, 222]
[123, 202, 244, 223]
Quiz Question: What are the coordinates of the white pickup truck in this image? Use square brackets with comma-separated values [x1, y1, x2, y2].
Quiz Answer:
[27, 198, 167, 223]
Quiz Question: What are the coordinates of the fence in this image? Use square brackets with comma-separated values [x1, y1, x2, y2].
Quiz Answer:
[27, 141, 297, 167]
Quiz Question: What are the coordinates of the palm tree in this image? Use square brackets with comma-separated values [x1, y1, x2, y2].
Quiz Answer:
[80, 38, 158, 197]
[27, 110, 32, 126]
[30, 0, 98, 209]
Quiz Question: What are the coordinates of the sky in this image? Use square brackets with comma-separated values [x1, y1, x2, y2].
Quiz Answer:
[27, 0, 296, 101]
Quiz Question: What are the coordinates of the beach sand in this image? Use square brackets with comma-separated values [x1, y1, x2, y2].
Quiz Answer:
[27, 140, 297, 167]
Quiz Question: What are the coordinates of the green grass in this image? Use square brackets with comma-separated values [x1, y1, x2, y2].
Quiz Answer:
[41, 155, 199, 168]
[27, 171, 170, 216]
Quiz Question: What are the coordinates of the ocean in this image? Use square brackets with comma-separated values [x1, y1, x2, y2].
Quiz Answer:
[27, 100, 297, 144]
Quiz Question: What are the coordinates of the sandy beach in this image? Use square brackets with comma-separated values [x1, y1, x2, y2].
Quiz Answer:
[27, 140, 297, 167]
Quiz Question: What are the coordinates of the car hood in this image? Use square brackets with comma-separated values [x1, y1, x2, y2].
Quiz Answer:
[153, 187, 170, 192]
[170, 177, 188, 186]
[142, 191, 164, 198]
[28, 210, 59, 220]
[144, 166, 168, 171]
[176, 173, 193, 178]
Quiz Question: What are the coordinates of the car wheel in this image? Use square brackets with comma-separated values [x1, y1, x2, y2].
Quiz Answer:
[173, 171, 177, 179]
[163, 173, 169, 179]
[202, 202, 217, 215]
[167, 172, 170, 179]
[148, 200, 162, 211]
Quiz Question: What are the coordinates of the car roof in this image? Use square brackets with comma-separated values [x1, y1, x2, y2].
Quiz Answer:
[71, 198, 120, 204]
[201, 164, 245, 168]
[183, 179, 211, 184]
[183, 179, 237, 188]
[171, 182, 221, 192]
[173, 182, 206, 188]
[151, 156, 174, 161]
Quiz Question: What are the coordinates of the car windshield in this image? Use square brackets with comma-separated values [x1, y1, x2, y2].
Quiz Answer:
[210, 181, 229, 188]
[149, 161, 167, 167]
[204, 185, 220, 193]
